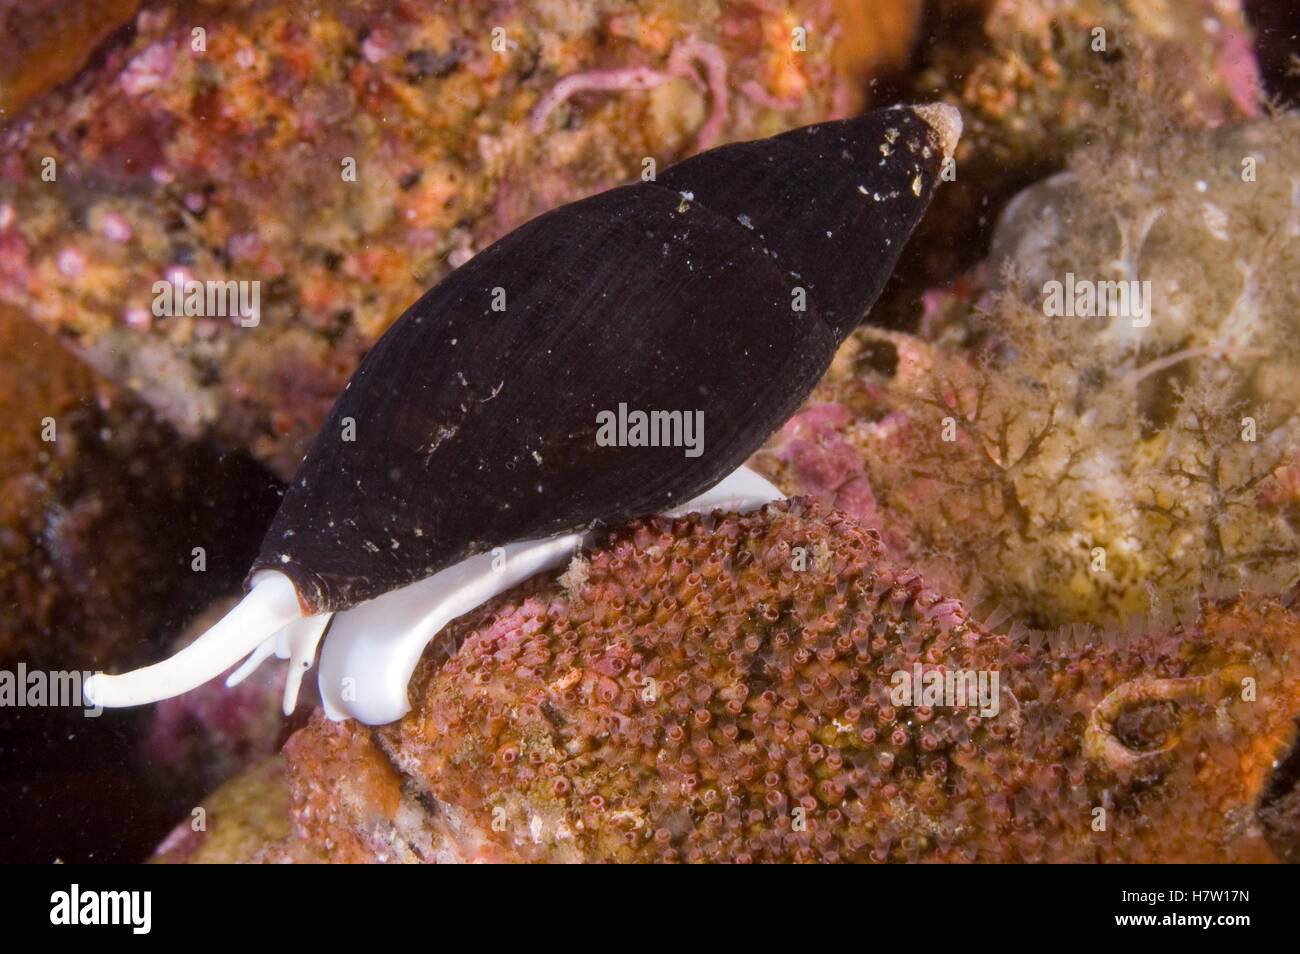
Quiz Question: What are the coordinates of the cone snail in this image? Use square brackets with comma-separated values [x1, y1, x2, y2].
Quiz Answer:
[84, 102, 961, 725]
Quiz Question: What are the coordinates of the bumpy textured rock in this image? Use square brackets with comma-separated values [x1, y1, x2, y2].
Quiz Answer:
[761, 110, 1300, 630]
[869, 0, 1264, 329]
[0, 0, 891, 479]
[149, 755, 308, 864]
[0, 303, 286, 863]
[0, 0, 144, 118]
[920, 0, 1260, 164]
[0, 305, 280, 668]
[239, 503, 1299, 862]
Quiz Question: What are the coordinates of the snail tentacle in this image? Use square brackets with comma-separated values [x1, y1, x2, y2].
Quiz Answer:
[84, 571, 305, 709]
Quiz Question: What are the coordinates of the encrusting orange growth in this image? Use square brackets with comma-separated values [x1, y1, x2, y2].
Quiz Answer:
[275, 502, 1300, 862]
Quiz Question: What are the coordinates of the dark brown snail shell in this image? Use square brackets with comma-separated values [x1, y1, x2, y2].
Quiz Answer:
[250, 103, 958, 614]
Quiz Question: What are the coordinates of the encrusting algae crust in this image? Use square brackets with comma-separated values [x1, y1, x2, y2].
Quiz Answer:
[759, 110, 1300, 633]
[181, 502, 1300, 863]
[0, 0, 900, 481]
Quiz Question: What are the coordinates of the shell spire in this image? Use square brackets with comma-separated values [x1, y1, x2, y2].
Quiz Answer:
[653, 102, 960, 340]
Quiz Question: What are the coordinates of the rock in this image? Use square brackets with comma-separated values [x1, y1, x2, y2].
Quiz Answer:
[0, 0, 892, 479]
[0, 0, 143, 118]
[763, 110, 1300, 630]
[207, 504, 1300, 862]
[871, 0, 1265, 328]
[0, 304, 282, 863]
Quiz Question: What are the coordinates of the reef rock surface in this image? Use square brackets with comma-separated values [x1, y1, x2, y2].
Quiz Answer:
[172, 503, 1300, 862]
[0, 0, 901, 480]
